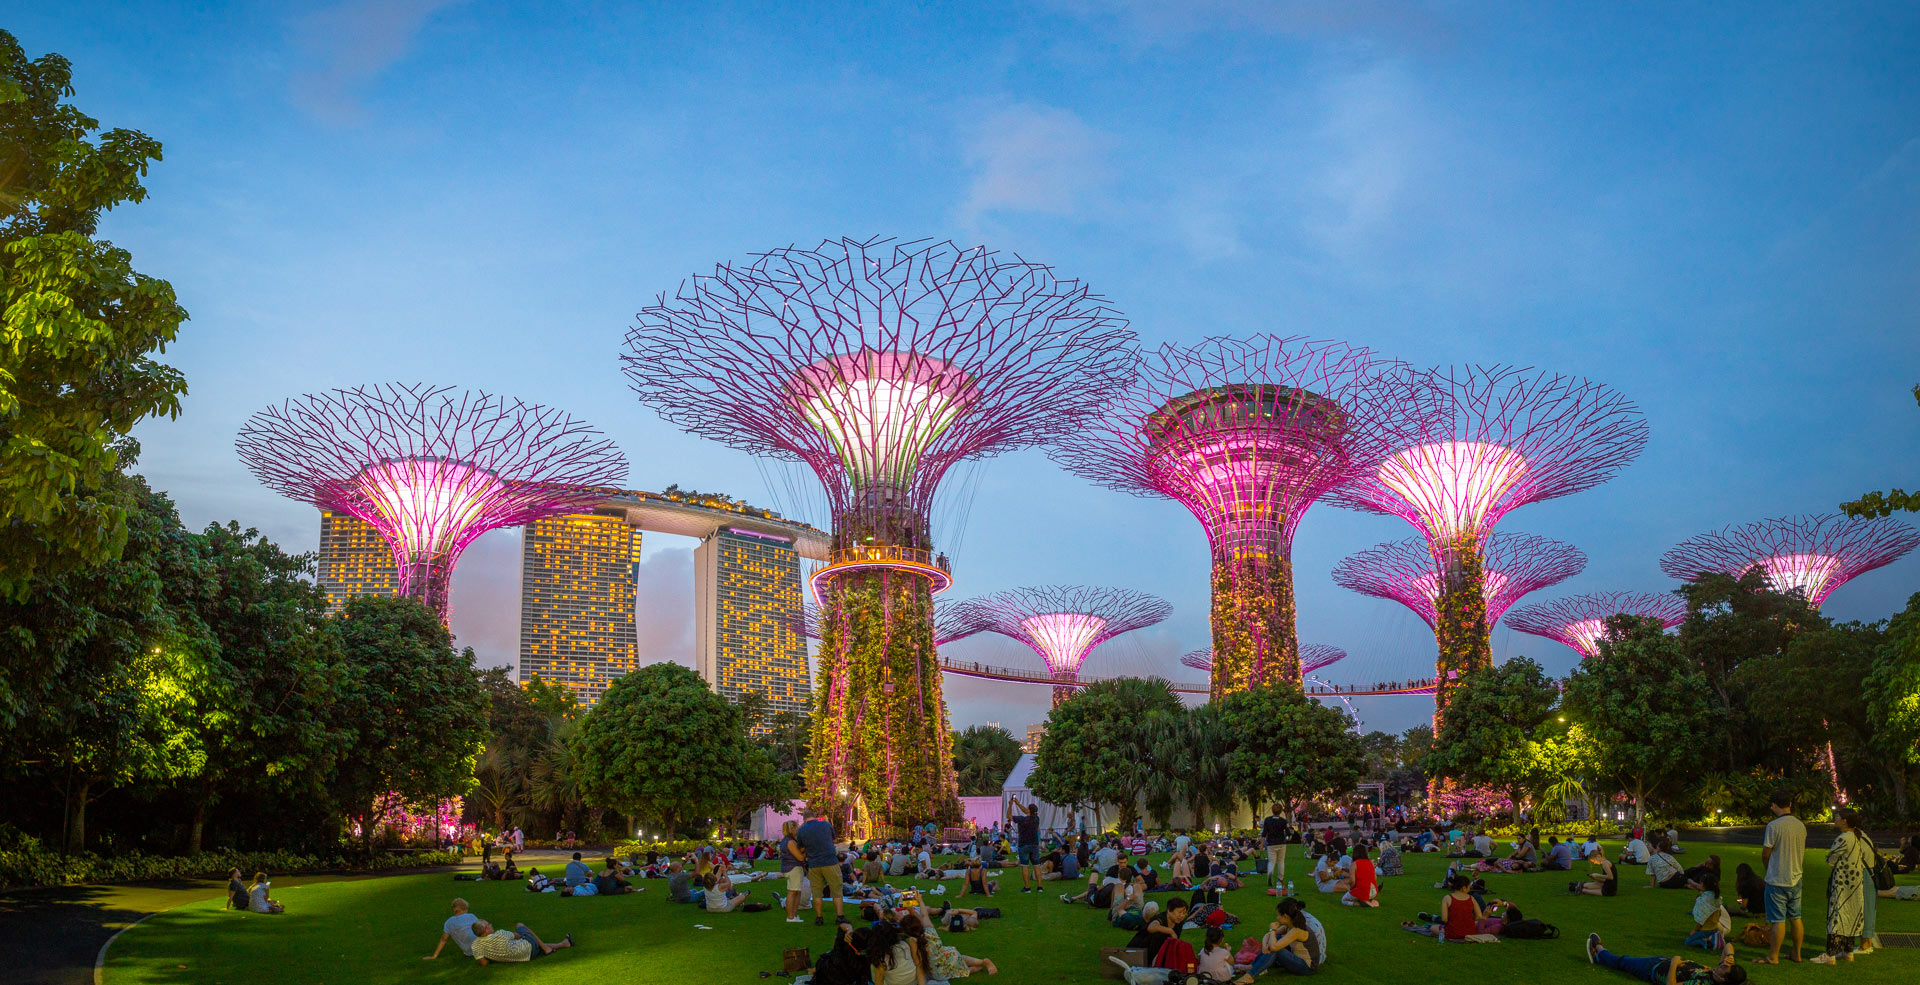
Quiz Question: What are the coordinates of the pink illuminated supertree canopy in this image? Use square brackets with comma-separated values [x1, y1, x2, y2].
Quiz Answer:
[236, 384, 628, 619]
[1180, 643, 1344, 676]
[964, 586, 1170, 707]
[1659, 513, 1920, 608]
[621, 237, 1136, 830]
[1328, 366, 1645, 708]
[1505, 591, 1688, 659]
[795, 599, 992, 647]
[1332, 532, 1587, 631]
[1052, 335, 1438, 699]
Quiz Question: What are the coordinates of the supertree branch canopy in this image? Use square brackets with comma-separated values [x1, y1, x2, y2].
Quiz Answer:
[966, 586, 1170, 706]
[1659, 513, 1920, 607]
[622, 237, 1136, 832]
[1332, 531, 1586, 631]
[1505, 591, 1688, 659]
[1180, 643, 1344, 676]
[1052, 335, 1438, 700]
[236, 384, 628, 619]
[795, 599, 992, 646]
[1328, 366, 1644, 707]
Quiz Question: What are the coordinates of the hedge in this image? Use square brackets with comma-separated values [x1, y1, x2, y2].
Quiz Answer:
[0, 848, 465, 891]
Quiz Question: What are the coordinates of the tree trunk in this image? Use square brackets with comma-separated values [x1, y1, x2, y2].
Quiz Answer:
[67, 778, 92, 851]
[189, 800, 207, 855]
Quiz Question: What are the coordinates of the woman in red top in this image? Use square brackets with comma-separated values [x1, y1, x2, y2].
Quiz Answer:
[1343, 845, 1380, 907]
[1401, 875, 1482, 940]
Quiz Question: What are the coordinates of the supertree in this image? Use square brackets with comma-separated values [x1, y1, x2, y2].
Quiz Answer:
[1659, 513, 1920, 607]
[1328, 366, 1646, 709]
[962, 586, 1171, 706]
[1331, 532, 1587, 640]
[236, 383, 627, 619]
[1052, 336, 1438, 700]
[1505, 591, 1688, 659]
[795, 599, 992, 646]
[1179, 643, 1345, 676]
[621, 236, 1135, 829]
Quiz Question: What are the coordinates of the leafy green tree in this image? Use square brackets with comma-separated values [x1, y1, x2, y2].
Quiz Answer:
[328, 595, 489, 852]
[757, 709, 811, 777]
[952, 724, 1022, 797]
[0, 32, 189, 595]
[1565, 615, 1719, 826]
[572, 662, 785, 836]
[1425, 657, 1561, 821]
[1866, 593, 1920, 816]
[1676, 571, 1825, 772]
[1734, 620, 1885, 807]
[1213, 683, 1365, 816]
[1028, 677, 1182, 829]
[1841, 385, 1919, 518]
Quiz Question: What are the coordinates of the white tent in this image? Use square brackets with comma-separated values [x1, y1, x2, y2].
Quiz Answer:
[999, 753, 1082, 835]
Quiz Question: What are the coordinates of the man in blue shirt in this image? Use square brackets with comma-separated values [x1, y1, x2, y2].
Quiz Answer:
[1010, 800, 1040, 893]
[562, 852, 591, 888]
[796, 815, 844, 926]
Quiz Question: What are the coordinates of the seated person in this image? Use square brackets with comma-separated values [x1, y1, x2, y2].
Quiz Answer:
[1646, 844, 1688, 889]
[959, 858, 997, 897]
[1585, 932, 1745, 984]
[1402, 875, 1482, 941]
[664, 861, 701, 904]
[1126, 898, 1189, 952]
[1686, 874, 1731, 950]
[1730, 863, 1766, 916]
[593, 858, 635, 895]
[1376, 842, 1405, 877]
[563, 852, 592, 887]
[1621, 836, 1652, 865]
[1665, 827, 1685, 854]
[1236, 899, 1323, 980]
[1682, 855, 1722, 890]
[1544, 836, 1577, 871]
[860, 852, 886, 886]
[887, 849, 912, 877]
[702, 871, 745, 913]
[525, 868, 555, 892]
[225, 868, 247, 910]
[1571, 848, 1619, 897]
[1168, 849, 1194, 888]
[426, 897, 480, 959]
[1312, 853, 1352, 894]
[469, 918, 574, 964]
[247, 871, 284, 914]
[1061, 864, 1119, 906]
[1893, 836, 1920, 874]
[1342, 846, 1379, 907]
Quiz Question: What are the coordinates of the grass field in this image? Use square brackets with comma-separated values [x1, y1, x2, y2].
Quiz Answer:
[107, 841, 1918, 984]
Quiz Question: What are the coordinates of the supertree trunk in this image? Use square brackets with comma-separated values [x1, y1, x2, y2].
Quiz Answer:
[806, 568, 960, 831]
[1432, 533, 1491, 717]
[1208, 551, 1300, 700]
[1051, 680, 1076, 708]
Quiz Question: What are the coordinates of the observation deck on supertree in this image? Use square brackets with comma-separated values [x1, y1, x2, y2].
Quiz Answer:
[235, 383, 628, 620]
[1659, 513, 1920, 608]
[621, 236, 1135, 830]
[1179, 643, 1345, 676]
[1327, 366, 1645, 710]
[1332, 532, 1586, 639]
[1052, 335, 1437, 700]
[1505, 591, 1688, 659]
[962, 586, 1171, 707]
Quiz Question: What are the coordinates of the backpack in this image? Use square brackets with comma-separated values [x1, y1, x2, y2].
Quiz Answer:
[1153, 938, 1197, 971]
[1740, 923, 1771, 948]
[1872, 852, 1895, 892]
[1501, 918, 1559, 939]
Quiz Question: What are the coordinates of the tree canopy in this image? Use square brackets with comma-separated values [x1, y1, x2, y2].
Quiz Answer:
[1213, 683, 1365, 815]
[1564, 615, 1719, 824]
[1028, 677, 1182, 828]
[1425, 657, 1561, 820]
[952, 724, 1022, 797]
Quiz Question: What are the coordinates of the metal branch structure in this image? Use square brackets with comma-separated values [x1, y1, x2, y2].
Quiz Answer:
[1659, 513, 1920, 608]
[1179, 643, 1345, 676]
[795, 599, 992, 647]
[236, 384, 629, 620]
[962, 586, 1171, 707]
[622, 236, 1136, 830]
[1327, 366, 1646, 709]
[1053, 335, 1439, 699]
[1505, 591, 1688, 659]
[1332, 532, 1587, 638]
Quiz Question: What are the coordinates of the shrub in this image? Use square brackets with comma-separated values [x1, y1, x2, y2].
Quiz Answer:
[0, 848, 464, 890]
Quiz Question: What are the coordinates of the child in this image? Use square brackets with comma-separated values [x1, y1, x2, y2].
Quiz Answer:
[1685, 874, 1730, 950]
[1196, 926, 1233, 980]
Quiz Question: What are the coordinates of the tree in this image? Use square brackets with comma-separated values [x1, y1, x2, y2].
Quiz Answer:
[328, 595, 489, 852]
[1564, 615, 1719, 826]
[1865, 593, 1920, 817]
[1841, 385, 1919, 518]
[1425, 657, 1561, 821]
[756, 709, 810, 777]
[1213, 683, 1365, 816]
[952, 725, 1022, 797]
[1028, 677, 1182, 829]
[0, 31, 189, 595]
[1734, 621, 1885, 807]
[571, 662, 783, 836]
[1677, 571, 1824, 773]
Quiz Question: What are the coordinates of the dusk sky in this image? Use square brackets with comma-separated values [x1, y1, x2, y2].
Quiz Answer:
[19, 1, 1919, 738]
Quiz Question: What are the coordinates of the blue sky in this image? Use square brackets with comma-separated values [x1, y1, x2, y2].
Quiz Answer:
[19, 1, 1920, 737]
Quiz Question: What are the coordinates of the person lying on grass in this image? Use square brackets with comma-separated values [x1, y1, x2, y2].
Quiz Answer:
[901, 905, 998, 978]
[1585, 932, 1745, 984]
[426, 897, 480, 959]
[469, 918, 573, 964]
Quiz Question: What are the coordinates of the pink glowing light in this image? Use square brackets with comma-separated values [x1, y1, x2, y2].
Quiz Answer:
[1019, 612, 1110, 680]
[1180, 643, 1345, 675]
[787, 351, 974, 492]
[1505, 591, 1688, 658]
[1374, 441, 1530, 542]
[1660, 513, 1920, 608]
[963, 586, 1171, 704]
[1332, 532, 1586, 629]
[354, 459, 503, 561]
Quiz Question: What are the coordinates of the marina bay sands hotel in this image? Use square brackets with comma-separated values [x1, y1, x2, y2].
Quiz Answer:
[315, 489, 827, 719]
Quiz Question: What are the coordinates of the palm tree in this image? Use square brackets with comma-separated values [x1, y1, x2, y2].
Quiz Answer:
[952, 725, 1022, 796]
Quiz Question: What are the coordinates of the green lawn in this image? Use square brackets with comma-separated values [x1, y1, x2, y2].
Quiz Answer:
[107, 842, 1918, 984]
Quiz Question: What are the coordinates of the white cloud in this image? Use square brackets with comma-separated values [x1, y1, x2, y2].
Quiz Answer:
[960, 103, 1116, 222]
[286, 0, 465, 123]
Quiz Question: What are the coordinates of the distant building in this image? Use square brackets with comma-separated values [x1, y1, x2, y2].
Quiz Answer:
[696, 527, 811, 733]
[317, 510, 396, 612]
[519, 511, 642, 705]
[1025, 723, 1046, 754]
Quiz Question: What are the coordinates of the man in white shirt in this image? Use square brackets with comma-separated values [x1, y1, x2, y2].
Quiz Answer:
[1760, 790, 1807, 965]
[1471, 831, 1494, 857]
[1095, 841, 1120, 873]
[1622, 836, 1651, 864]
[1174, 831, 1192, 855]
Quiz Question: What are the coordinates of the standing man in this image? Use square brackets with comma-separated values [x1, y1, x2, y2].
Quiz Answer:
[1262, 803, 1293, 894]
[1011, 799, 1041, 893]
[1758, 789, 1807, 965]
[796, 813, 845, 926]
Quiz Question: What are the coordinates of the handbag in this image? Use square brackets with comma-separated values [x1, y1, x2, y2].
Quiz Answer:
[782, 946, 811, 973]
